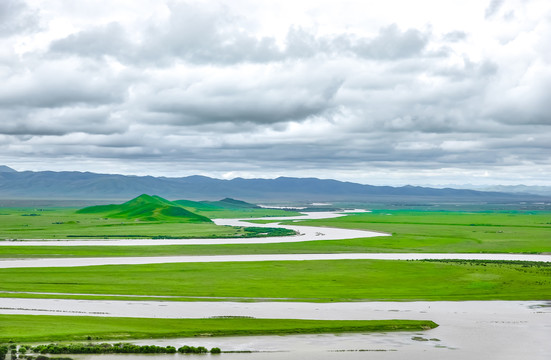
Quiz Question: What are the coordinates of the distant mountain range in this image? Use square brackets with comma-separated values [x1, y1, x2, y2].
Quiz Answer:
[0, 165, 547, 202]
[446, 184, 551, 197]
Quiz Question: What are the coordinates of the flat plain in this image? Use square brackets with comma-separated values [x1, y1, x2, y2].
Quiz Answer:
[1, 208, 549, 258]
[1, 259, 549, 301]
[0, 197, 550, 347]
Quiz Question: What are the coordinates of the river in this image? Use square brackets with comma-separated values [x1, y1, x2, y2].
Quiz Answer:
[0, 210, 389, 246]
[1, 253, 549, 268]
[1, 210, 549, 359]
[1, 299, 549, 359]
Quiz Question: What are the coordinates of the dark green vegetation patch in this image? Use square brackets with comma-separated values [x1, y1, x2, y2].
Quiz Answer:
[25, 343, 218, 355]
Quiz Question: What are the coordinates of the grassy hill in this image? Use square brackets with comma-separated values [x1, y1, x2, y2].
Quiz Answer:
[0, 195, 299, 239]
[77, 194, 212, 223]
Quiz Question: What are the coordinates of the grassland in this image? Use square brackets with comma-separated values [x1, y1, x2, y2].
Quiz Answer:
[1, 260, 549, 301]
[0, 195, 299, 240]
[0, 315, 437, 343]
[0, 208, 243, 239]
[2, 209, 549, 257]
[278, 210, 551, 254]
[0, 202, 549, 344]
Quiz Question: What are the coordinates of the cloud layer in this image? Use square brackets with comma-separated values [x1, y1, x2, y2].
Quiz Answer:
[1, 0, 550, 186]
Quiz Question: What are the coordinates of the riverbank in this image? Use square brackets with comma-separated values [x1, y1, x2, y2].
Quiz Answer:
[0, 316, 437, 343]
[1, 300, 549, 359]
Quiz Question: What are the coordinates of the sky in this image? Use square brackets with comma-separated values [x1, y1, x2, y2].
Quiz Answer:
[1, 0, 550, 186]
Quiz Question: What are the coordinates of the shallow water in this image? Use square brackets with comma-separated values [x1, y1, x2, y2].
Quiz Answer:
[4, 300, 549, 359]
[1, 253, 550, 268]
[0, 298, 547, 320]
[64, 332, 459, 360]
[70, 326, 551, 360]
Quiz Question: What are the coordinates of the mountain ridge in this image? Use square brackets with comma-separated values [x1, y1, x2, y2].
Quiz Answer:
[0, 165, 16, 173]
[0, 167, 546, 202]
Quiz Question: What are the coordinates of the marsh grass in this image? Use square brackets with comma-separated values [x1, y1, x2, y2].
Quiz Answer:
[0, 315, 437, 343]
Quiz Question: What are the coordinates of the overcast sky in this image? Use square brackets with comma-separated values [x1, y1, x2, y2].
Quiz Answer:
[1, 0, 550, 186]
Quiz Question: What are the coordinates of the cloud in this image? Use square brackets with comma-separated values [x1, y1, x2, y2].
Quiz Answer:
[0, 59, 127, 108]
[140, 64, 344, 126]
[353, 25, 428, 60]
[485, 0, 505, 19]
[49, 23, 131, 60]
[485, 66, 551, 125]
[0, 0, 39, 37]
[1, 0, 550, 186]
[48, 3, 282, 65]
[49, 3, 430, 65]
[0, 107, 128, 136]
[443, 31, 468, 42]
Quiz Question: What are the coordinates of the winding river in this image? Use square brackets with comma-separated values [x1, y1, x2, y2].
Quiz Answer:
[0, 210, 388, 246]
[0, 210, 549, 267]
[1, 210, 550, 359]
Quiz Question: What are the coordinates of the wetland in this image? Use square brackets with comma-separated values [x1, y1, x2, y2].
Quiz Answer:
[1, 195, 550, 359]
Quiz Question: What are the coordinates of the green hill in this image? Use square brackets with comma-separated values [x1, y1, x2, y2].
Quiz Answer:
[77, 194, 212, 223]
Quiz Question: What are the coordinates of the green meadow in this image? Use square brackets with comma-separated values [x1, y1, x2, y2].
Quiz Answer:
[277, 210, 551, 254]
[0, 315, 437, 343]
[1, 198, 549, 344]
[1, 209, 549, 258]
[0, 195, 298, 240]
[1, 260, 549, 301]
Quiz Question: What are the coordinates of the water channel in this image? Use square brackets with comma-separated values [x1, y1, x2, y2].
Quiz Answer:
[1, 253, 550, 268]
[1, 210, 550, 358]
[0, 210, 389, 246]
[2, 299, 549, 359]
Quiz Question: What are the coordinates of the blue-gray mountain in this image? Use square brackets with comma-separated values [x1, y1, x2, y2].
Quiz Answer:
[0, 166, 546, 201]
